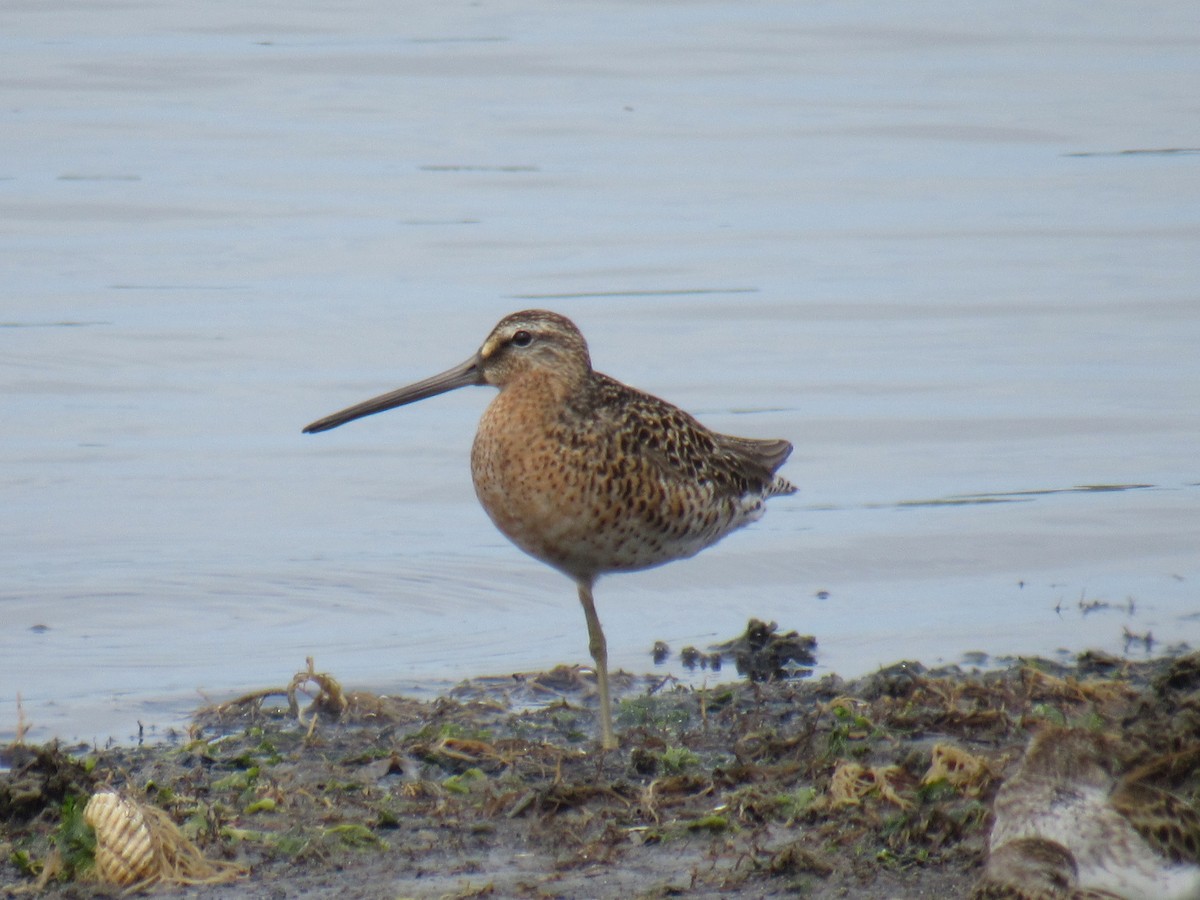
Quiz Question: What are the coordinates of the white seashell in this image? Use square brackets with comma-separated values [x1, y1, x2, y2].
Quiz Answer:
[84, 791, 157, 886]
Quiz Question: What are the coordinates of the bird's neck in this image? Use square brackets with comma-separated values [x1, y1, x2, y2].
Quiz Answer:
[500, 368, 589, 407]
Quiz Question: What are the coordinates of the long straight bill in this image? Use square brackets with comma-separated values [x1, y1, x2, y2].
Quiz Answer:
[302, 355, 481, 434]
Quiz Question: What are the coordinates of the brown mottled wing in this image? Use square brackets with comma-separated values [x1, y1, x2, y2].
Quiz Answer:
[1111, 746, 1200, 864]
[583, 373, 793, 496]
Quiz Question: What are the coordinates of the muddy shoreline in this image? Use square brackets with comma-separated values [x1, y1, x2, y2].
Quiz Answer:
[3, 646, 1197, 899]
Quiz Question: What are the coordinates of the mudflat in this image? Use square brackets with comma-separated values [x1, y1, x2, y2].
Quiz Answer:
[3, 646, 1197, 899]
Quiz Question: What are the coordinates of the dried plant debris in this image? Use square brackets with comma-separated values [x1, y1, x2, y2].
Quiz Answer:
[200, 656, 430, 732]
[0, 744, 94, 825]
[827, 761, 912, 809]
[85, 790, 242, 889]
[922, 744, 995, 797]
[647, 618, 817, 679]
[709, 618, 818, 681]
[3, 648, 1198, 898]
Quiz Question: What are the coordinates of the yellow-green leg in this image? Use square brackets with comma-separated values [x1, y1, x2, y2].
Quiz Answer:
[577, 579, 617, 750]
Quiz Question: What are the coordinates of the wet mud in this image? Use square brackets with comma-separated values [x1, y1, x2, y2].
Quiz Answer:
[3, 633, 1199, 899]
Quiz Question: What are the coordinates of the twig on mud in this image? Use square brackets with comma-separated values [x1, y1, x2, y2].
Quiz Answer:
[287, 657, 348, 737]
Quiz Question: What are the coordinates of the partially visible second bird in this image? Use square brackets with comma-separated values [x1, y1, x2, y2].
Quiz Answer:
[973, 726, 1200, 899]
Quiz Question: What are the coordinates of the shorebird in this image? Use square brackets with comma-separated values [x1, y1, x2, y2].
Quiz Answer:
[303, 310, 796, 749]
[974, 726, 1200, 899]
[971, 838, 1124, 899]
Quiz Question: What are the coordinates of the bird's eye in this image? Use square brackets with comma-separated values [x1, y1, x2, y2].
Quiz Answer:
[511, 330, 533, 347]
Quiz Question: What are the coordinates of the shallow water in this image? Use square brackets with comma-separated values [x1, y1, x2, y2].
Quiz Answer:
[2, 0, 1198, 744]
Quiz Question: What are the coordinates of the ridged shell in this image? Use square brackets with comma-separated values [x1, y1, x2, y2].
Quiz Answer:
[84, 791, 157, 886]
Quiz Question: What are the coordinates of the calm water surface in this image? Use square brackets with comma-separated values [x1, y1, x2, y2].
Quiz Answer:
[2, 0, 1198, 743]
